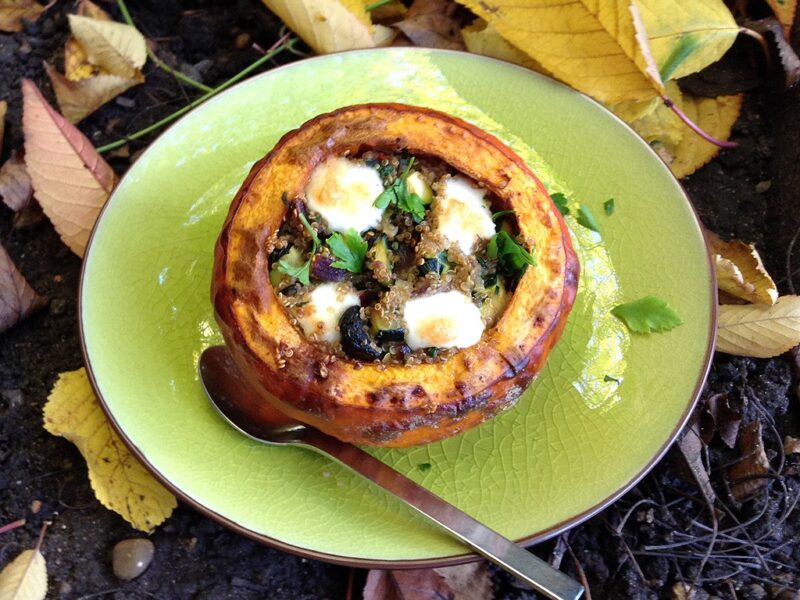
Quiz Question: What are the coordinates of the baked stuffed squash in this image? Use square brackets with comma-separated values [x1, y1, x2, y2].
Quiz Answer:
[212, 103, 579, 447]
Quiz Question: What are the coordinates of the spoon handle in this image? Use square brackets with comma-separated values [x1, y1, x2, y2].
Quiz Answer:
[305, 431, 584, 600]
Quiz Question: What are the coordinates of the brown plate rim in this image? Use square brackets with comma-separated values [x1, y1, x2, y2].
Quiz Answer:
[79, 46, 718, 570]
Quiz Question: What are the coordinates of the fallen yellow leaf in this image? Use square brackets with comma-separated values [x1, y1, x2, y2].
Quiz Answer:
[394, 0, 465, 50]
[610, 95, 661, 124]
[262, 0, 379, 53]
[68, 14, 146, 80]
[626, 81, 685, 149]
[0, 242, 44, 334]
[44, 369, 177, 531]
[0, 549, 47, 600]
[0, 0, 50, 33]
[457, 0, 662, 104]
[766, 0, 798, 38]
[462, 19, 549, 74]
[636, 0, 738, 81]
[76, 0, 111, 20]
[669, 92, 742, 178]
[0, 151, 33, 212]
[716, 296, 800, 358]
[64, 0, 113, 81]
[707, 231, 778, 306]
[22, 79, 116, 257]
[45, 63, 143, 124]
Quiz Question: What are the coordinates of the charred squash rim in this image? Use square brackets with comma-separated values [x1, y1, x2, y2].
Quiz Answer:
[212, 103, 579, 447]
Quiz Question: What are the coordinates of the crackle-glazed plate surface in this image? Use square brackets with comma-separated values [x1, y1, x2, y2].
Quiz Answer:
[80, 48, 714, 566]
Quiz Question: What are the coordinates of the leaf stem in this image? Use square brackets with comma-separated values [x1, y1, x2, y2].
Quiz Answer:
[116, 0, 214, 93]
[739, 26, 772, 68]
[0, 518, 26, 535]
[663, 97, 739, 149]
[35, 521, 51, 551]
[97, 36, 296, 153]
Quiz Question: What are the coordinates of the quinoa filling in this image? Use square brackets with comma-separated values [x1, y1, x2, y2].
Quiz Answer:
[266, 150, 537, 366]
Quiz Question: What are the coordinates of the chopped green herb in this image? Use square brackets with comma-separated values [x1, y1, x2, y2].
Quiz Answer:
[611, 296, 683, 334]
[604, 198, 615, 216]
[488, 231, 536, 277]
[327, 229, 368, 273]
[604, 375, 620, 384]
[418, 462, 432, 472]
[426, 347, 439, 358]
[372, 157, 428, 222]
[577, 203, 600, 233]
[277, 258, 311, 286]
[298, 213, 321, 252]
[492, 210, 515, 221]
[550, 192, 570, 216]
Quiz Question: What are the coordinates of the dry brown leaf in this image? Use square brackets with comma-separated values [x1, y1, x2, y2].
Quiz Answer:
[0, 0, 51, 33]
[0, 548, 47, 600]
[0, 151, 33, 211]
[729, 420, 771, 500]
[677, 415, 716, 504]
[462, 19, 549, 74]
[262, 0, 379, 53]
[0, 243, 45, 334]
[434, 562, 493, 600]
[22, 79, 116, 257]
[394, 0, 465, 50]
[785, 436, 800, 455]
[716, 295, 800, 358]
[44, 368, 178, 531]
[76, 0, 111, 20]
[766, 0, 798, 38]
[706, 231, 778, 305]
[0, 100, 6, 150]
[68, 14, 146, 80]
[363, 569, 453, 600]
[45, 63, 143, 124]
[699, 392, 741, 449]
[747, 17, 800, 88]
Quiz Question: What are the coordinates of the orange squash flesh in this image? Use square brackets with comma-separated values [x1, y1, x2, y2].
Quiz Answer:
[212, 103, 579, 447]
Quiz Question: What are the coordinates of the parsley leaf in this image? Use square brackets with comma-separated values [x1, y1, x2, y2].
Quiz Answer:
[492, 210, 515, 221]
[372, 157, 428, 222]
[277, 258, 311, 285]
[611, 296, 682, 334]
[604, 198, 615, 216]
[604, 375, 620, 384]
[418, 462, 432, 472]
[550, 192, 570, 216]
[488, 231, 536, 277]
[577, 203, 600, 233]
[327, 229, 368, 273]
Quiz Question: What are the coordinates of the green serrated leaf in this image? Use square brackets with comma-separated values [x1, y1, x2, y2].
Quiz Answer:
[577, 203, 600, 233]
[277, 258, 311, 285]
[611, 296, 682, 334]
[327, 229, 368, 273]
[550, 192, 570, 216]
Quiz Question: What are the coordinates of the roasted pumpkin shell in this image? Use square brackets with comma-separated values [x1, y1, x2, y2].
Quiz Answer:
[212, 103, 579, 447]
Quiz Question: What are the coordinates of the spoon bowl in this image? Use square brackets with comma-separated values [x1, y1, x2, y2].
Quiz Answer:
[198, 345, 583, 600]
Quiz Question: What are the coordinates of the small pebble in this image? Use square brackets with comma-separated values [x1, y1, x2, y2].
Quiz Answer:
[234, 32, 251, 49]
[755, 180, 771, 193]
[30, 500, 42, 514]
[112, 538, 154, 581]
[50, 298, 67, 316]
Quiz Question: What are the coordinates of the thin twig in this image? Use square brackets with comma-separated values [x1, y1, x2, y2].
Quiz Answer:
[116, 0, 213, 93]
[564, 539, 592, 600]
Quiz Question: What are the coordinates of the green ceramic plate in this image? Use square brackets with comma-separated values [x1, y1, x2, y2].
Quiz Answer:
[80, 48, 715, 567]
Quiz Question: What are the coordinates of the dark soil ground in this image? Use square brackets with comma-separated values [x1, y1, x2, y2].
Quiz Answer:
[1, 2, 799, 599]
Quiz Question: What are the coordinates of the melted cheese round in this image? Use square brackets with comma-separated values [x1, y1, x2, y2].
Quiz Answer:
[403, 291, 485, 350]
[296, 283, 360, 343]
[434, 175, 495, 254]
[304, 157, 385, 233]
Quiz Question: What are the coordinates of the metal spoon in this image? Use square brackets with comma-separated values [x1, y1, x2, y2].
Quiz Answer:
[199, 345, 584, 600]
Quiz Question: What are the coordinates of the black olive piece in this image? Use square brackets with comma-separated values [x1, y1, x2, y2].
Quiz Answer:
[419, 251, 450, 276]
[278, 283, 300, 296]
[375, 329, 406, 344]
[269, 245, 291, 264]
[339, 306, 385, 362]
